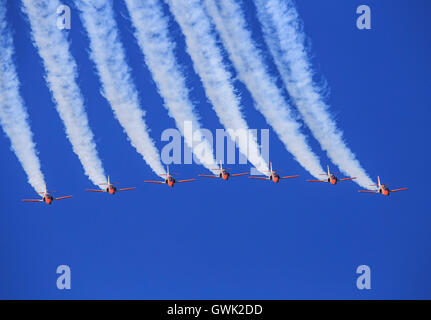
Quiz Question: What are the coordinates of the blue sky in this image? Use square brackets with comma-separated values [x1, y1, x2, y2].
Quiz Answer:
[0, 0, 429, 299]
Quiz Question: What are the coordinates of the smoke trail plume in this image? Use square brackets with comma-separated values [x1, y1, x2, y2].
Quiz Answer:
[203, 0, 324, 178]
[254, 0, 374, 188]
[76, 0, 166, 176]
[166, 0, 270, 175]
[0, 0, 46, 192]
[21, 0, 107, 187]
[124, 0, 218, 174]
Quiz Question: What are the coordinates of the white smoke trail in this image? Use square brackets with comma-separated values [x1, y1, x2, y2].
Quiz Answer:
[203, 0, 324, 178]
[21, 0, 107, 187]
[124, 0, 218, 174]
[166, 0, 270, 175]
[75, 0, 166, 177]
[254, 0, 375, 188]
[0, 0, 46, 192]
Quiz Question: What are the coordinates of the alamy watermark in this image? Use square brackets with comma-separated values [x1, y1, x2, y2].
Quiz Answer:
[56, 265, 71, 290]
[160, 121, 269, 175]
[356, 265, 371, 290]
[356, 5, 371, 30]
[57, 5, 71, 30]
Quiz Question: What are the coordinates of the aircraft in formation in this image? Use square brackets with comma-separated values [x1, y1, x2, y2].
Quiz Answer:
[144, 165, 195, 187]
[85, 176, 136, 195]
[21, 164, 408, 204]
[22, 190, 72, 205]
[358, 176, 408, 196]
[249, 162, 299, 183]
[198, 161, 248, 180]
[307, 166, 356, 185]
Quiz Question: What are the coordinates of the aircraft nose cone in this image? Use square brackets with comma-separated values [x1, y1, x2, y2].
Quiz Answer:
[222, 174, 228, 180]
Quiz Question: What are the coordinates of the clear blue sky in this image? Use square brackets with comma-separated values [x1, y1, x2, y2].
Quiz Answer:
[0, 0, 429, 299]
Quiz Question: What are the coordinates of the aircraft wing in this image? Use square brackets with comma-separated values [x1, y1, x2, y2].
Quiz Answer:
[118, 187, 137, 192]
[176, 179, 196, 183]
[339, 177, 357, 182]
[249, 176, 269, 180]
[55, 196, 73, 200]
[358, 190, 378, 193]
[306, 179, 326, 182]
[281, 175, 299, 179]
[86, 189, 105, 192]
[22, 199, 43, 202]
[144, 181, 164, 184]
[198, 175, 219, 178]
[390, 188, 408, 192]
[231, 173, 249, 177]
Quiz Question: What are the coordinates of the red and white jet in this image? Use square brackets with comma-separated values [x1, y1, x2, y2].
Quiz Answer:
[86, 176, 136, 195]
[198, 161, 248, 180]
[144, 166, 195, 187]
[249, 162, 299, 183]
[358, 176, 408, 196]
[307, 166, 356, 185]
[22, 190, 72, 205]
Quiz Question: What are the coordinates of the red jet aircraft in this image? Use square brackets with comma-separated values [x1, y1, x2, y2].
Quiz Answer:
[358, 176, 408, 196]
[249, 162, 299, 183]
[144, 166, 195, 187]
[198, 161, 248, 180]
[307, 166, 356, 185]
[22, 190, 72, 205]
[86, 176, 136, 195]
